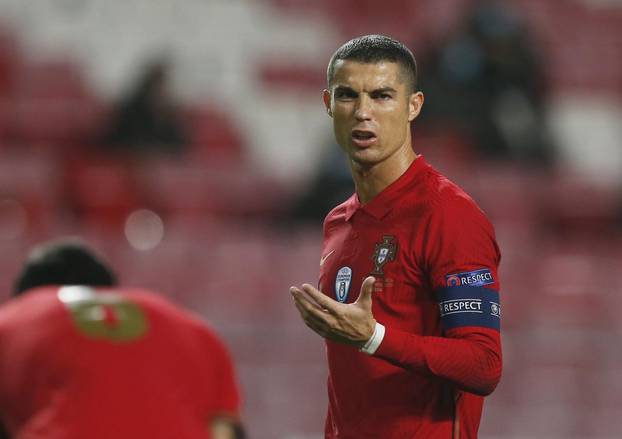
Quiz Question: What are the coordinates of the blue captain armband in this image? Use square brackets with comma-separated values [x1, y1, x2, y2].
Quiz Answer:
[436, 285, 501, 331]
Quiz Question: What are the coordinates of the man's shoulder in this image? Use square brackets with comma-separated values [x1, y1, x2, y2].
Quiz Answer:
[0, 287, 62, 320]
[419, 166, 487, 219]
[323, 193, 356, 227]
[0, 288, 74, 342]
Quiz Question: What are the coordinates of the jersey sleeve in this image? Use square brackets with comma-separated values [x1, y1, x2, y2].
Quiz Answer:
[374, 194, 503, 396]
[425, 194, 501, 332]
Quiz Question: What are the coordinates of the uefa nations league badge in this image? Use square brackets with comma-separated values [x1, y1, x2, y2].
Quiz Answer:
[335, 267, 352, 303]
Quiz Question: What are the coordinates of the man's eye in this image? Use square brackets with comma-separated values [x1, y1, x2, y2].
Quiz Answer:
[376, 93, 392, 100]
[336, 91, 356, 99]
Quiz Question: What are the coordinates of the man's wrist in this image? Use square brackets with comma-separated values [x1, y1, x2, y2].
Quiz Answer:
[359, 322, 385, 355]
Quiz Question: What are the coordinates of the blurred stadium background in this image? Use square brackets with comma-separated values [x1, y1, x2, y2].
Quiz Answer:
[0, 0, 621, 437]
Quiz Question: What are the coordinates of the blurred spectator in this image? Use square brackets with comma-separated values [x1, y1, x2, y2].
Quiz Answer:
[419, 1, 554, 164]
[288, 141, 354, 224]
[103, 58, 187, 155]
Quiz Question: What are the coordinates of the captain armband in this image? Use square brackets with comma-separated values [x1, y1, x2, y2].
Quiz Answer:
[436, 285, 501, 331]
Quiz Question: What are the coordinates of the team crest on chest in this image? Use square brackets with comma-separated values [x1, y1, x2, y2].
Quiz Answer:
[371, 235, 398, 275]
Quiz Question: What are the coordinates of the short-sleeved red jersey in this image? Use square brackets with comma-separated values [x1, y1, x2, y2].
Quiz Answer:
[319, 156, 502, 438]
[0, 286, 240, 439]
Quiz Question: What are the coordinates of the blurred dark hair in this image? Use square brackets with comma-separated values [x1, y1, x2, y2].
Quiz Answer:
[327, 34, 418, 92]
[14, 239, 118, 296]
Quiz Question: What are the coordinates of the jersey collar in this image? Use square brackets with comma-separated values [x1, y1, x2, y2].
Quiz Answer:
[344, 155, 429, 221]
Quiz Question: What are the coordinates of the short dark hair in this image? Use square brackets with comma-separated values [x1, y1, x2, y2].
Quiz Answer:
[327, 34, 418, 92]
[14, 239, 118, 296]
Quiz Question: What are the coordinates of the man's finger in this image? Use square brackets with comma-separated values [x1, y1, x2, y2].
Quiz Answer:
[290, 286, 322, 309]
[292, 293, 336, 338]
[300, 283, 340, 314]
[353, 276, 376, 309]
[294, 301, 330, 336]
[292, 289, 335, 325]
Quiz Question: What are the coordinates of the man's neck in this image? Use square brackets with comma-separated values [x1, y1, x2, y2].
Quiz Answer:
[352, 145, 417, 204]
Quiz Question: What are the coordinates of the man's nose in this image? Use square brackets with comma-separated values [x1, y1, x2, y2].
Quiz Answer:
[354, 94, 372, 121]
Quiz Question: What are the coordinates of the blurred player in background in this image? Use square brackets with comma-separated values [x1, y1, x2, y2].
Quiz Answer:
[0, 239, 243, 439]
[291, 35, 502, 438]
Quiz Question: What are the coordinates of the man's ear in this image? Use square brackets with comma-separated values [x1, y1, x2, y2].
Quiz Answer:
[408, 91, 424, 122]
[323, 89, 332, 117]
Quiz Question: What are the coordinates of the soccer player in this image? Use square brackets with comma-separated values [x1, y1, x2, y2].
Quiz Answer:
[0, 239, 243, 439]
[290, 35, 502, 438]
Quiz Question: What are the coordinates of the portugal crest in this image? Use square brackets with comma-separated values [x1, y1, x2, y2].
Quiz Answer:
[371, 235, 397, 275]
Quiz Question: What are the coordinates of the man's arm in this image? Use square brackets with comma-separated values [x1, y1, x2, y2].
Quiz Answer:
[373, 324, 501, 396]
[291, 277, 501, 396]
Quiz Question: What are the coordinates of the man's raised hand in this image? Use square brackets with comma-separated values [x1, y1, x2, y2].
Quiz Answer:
[290, 276, 377, 346]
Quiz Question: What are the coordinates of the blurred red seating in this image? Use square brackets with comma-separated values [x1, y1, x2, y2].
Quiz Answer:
[63, 155, 144, 229]
[415, 130, 477, 177]
[3, 60, 106, 151]
[0, 27, 21, 97]
[12, 60, 90, 100]
[535, 174, 620, 237]
[516, 0, 622, 94]
[3, 99, 106, 152]
[183, 104, 245, 162]
[138, 157, 289, 220]
[258, 62, 325, 92]
[469, 165, 544, 227]
[0, 151, 60, 236]
[268, 0, 420, 40]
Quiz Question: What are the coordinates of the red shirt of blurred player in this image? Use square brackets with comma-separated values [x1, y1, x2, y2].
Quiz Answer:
[290, 35, 502, 438]
[0, 240, 242, 439]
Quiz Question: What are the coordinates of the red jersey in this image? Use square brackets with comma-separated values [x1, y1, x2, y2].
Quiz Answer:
[0, 286, 240, 439]
[319, 156, 502, 438]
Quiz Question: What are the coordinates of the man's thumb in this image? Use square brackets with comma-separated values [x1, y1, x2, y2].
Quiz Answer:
[354, 276, 376, 308]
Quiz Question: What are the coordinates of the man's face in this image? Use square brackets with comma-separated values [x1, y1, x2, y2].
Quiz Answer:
[324, 60, 423, 167]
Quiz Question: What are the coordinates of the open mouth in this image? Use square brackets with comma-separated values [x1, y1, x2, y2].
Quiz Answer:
[351, 130, 377, 147]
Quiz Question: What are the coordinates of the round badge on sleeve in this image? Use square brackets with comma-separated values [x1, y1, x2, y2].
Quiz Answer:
[335, 267, 352, 303]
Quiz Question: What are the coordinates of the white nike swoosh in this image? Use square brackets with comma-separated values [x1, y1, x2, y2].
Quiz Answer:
[320, 250, 336, 266]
